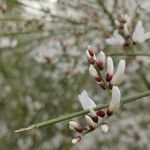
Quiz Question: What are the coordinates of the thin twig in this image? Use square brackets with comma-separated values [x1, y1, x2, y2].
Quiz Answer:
[15, 90, 150, 133]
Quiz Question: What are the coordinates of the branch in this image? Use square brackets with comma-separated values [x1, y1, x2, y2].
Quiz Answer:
[15, 90, 150, 133]
[107, 52, 150, 57]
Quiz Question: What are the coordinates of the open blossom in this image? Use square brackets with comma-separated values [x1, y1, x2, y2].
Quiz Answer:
[107, 86, 121, 116]
[132, 20, 150, 43]
[79, 90, 96, 110]
[105, 30, 125, 46]
[140, 1, 150, 13]
[95, 51, 105, 70]
[106, 57, 114, 82]
[111, 59, 126, 85]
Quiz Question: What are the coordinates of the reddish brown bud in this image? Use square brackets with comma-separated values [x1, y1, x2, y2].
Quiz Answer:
[96, 110, 105, 117]
[94, 75, 101, 82]
[91, 116, 99, 123]
[96, 61, 104, 70]
[87, 57, 95, 65]
[107, 109, 113, 116]
[75, 127, 83, 133]
[106, 73, 112, 82]
[88, 49, 94, 57]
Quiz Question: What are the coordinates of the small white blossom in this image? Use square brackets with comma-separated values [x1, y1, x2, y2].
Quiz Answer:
[106, 57, 114, 81]
[109, 86, 121, 111]
[106, 30, 125, 46]
[79, 90, 96, 110]
[132, 20, 150, 43]
[101, 123, 109, 133]
[111, 59, 126, 85]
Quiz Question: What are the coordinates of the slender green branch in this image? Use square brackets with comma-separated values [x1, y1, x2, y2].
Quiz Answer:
[15, 90, 150, 133]
[107, 52, 150, 57]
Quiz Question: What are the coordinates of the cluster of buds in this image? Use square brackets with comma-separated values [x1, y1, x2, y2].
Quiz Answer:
[87, 46, 126, 90]
[68, 46, 124, 144]
[106, 14, 150, 47]
[69, 86, 121, 144]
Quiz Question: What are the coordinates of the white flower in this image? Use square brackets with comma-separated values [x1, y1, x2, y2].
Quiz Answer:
[101, 123, 109, 133]
[140, 1, 150, 13]
[96, 51, 105, 70]
[106, 57, 114, 81]
[132, 20, 150, 43]
[109, 86, 121, 111]
[106, 30, 125, 46]
[111, 59, 125, 85]
[79, 90, 96, 110]
[72, 136, 81, 144]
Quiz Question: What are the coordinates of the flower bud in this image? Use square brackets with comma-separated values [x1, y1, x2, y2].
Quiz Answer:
[96, 51, 105, 70]
[89, 108, 98, 123]
[111, 59, 125, 85]
[106, 57, 114, 82]
[72, 136, 81, 144]
[89, 65, 101, 82]
[96, 110, 105, 117]
[85, 115, 97, 130]
[101, 123, 109, 133]
[87, 45, 94, 57]
[108, 86, 121, 113]
[69, 121, 83, 133]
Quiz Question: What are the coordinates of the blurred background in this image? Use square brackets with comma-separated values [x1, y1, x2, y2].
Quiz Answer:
[0, 0, 150, 149]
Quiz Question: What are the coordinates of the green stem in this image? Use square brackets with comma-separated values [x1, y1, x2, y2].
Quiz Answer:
[15, 90, 150, 133]
[107, 52, 150, 57]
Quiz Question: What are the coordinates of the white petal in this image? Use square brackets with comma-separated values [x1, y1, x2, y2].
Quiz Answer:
[89, 65, 97, 77]
[72, 136, 81, 144]
[89, 108, 97, 117]
[107, 57, 114, 75]
[109, 86, 121, 111]
[101, 124, 109, 133]
[111, 59, 125, 85]
[79, 90, 96, 110]
[69, 121, 78, 128]
[144, 32, 150, 41]
[132, 20, 145, 43]
[106, 30, 125, 46]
